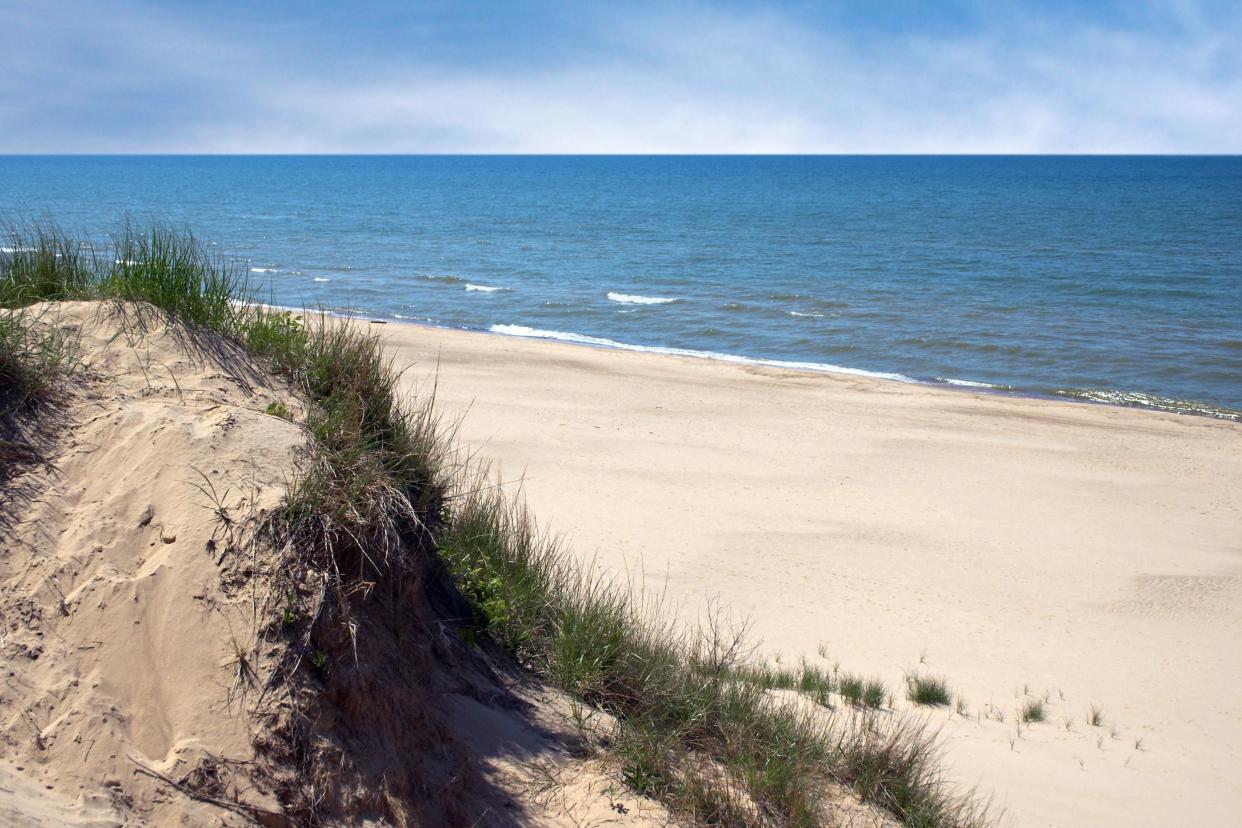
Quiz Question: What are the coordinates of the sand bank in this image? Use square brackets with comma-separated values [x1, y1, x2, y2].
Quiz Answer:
[0, 303, 674, 827]
[380, 321, 1242, 827]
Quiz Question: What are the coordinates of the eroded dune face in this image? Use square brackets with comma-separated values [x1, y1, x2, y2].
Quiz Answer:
[0, 303, 677, 828]
[1, 302, 305, 826]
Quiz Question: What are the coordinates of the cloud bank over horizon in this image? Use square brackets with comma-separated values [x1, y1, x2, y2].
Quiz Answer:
[3, 0, 1240, 153]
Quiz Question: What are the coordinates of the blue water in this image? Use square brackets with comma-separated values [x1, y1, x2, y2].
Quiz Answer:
[3, 156, 1241, 416]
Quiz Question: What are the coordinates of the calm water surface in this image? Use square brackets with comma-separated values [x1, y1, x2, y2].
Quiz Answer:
[3, 156, 1240, 416]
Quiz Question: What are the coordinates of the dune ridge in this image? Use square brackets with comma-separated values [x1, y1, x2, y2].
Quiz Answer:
[0, 301, 674, 827]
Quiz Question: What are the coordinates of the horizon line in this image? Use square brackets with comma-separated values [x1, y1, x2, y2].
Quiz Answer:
[3, 152, 1240, 158]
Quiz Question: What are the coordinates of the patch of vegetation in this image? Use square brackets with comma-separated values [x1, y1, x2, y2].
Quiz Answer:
[1019, 699, 1045, 723]
[906, 674, 952, 707]
[0, 220, 988, 827]
[0, 303, 79, 414]
[837, 673, 887, 710]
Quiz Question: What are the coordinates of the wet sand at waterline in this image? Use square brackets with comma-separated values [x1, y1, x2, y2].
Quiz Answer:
[381, 320, 1242, 827]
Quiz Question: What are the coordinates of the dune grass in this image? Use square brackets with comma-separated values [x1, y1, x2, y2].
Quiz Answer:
[0, 221, 987, 828]
[439, 481, 978, 825]
[906, 674, 953, 707]
[838, 673, 888, 709]
[1019, 700, 1045, 724]
[0, 224, 90, 415]
[0, 304, 80, 410]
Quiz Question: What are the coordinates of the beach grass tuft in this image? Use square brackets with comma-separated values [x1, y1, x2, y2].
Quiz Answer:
[0, 304, 80, 413]
[838, 673, 887, 709]
[906, 674, 953, 707]
[1019, 699, 1045, 723]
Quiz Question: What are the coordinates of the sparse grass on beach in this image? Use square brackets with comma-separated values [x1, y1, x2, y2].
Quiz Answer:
[1019, 700, 1045, 724]
[906, 674, 953, 707]
[439, 482, 980, 824]
[837, 673, 887, 709]
[0, 220, 988, 828]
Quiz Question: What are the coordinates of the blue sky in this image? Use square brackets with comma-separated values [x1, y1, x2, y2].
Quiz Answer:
[3, 1, 1239, 153]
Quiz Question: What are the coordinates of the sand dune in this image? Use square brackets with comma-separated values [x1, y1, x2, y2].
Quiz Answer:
[380, 321, 1242, 828]
[0, 303, 673, 827]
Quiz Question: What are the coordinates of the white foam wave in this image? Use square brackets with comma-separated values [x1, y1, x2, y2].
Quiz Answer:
[938, 377, 999, 388]
[488, 325, 914, 382]
[313, 277, 331, 282]
[1, 246, 36, 253]
[607, 292, 678, 305]
[250, 267, 278, 273]
[466, 283, 505, 293]
[789, 311, 825, 318]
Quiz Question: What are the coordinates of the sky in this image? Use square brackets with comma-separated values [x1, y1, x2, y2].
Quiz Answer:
[2, 0, 1239, 153]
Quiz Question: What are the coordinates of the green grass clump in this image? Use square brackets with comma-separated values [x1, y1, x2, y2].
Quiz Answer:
[0, 222, 93, 307]
[1020, 699, 1045, 723]
[1, 226, 89, 415]
[725, 660, 835, 705]
[838, 673, 887, 709]
[0, 304, 79, 413]
[906, 674, 953, 707]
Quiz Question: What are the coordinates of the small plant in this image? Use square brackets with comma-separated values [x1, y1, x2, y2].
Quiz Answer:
[906, 673, 952, 707]
[311, 649, 328, 670]
[797, 662, 833, 696]
[265, 400, 292, 420]
[1088, 704, 1104, 727]
[955, 697, 968, 717]
[838, 673, 865, 706]
[838, 673, 886, 708]
[1020, 699, 1045, 723]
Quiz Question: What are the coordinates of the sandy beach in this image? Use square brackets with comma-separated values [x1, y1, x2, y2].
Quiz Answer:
[380, 320, 1242, 827]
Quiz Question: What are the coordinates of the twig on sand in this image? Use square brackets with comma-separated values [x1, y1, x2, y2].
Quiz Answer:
[128, 753, 291, 826]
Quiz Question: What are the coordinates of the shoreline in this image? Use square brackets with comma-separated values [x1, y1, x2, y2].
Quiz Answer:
[375, 316, 1242, 827]
[297, 304, 1242, 423]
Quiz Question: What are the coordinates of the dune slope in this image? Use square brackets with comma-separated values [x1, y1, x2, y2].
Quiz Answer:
[0, 302, 671, 827]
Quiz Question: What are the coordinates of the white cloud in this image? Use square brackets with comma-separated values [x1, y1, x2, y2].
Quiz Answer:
[2, 1, 1239, 152]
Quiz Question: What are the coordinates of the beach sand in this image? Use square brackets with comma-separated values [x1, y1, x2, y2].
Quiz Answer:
[381, 321, 1242, 827]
